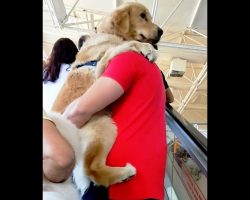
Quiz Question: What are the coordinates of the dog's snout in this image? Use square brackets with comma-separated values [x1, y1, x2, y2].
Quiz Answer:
[152, 27, 163, 44]
[157, 27, 163, 37]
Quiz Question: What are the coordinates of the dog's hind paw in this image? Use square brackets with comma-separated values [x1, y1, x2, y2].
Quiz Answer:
[120, 163, 136, 183]
[126, 163, 136, 173]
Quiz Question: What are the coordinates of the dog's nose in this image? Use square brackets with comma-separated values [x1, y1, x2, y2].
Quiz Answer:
[157, 27, 163, 37]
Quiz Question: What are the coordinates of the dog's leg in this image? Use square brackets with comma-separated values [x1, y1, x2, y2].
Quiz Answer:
[115, 40, 157, 62]
[79, 115, 136, 187]
[130, 41, 158, 62]
[95, 41, 158, 78]
[83, 141, 136, 187]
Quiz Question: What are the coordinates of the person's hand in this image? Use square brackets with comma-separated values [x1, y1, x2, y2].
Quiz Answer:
[63, 97, 87, 128]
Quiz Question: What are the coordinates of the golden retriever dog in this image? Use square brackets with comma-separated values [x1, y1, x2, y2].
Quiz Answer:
[51, 1, 163, 192]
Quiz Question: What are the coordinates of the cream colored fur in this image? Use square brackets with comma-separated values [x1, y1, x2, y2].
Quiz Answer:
[51, 2, 162, 190]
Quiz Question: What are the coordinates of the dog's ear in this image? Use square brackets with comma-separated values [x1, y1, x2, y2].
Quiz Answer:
[110, 9, 130, 34]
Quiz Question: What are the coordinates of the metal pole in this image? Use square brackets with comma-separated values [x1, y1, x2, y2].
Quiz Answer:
[160, 0, 185, 28]
[191, 28, 207, 38]
[158, 41, 207, 54]
[189, 0, 202, 27]
[61, 0, 80, 26]
[178, 62, 207, 113]
[183, 35, 206, 46]
[151, 0, 158, 22]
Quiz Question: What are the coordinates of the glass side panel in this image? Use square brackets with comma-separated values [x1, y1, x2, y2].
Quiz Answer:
[164, 124, 207, 200]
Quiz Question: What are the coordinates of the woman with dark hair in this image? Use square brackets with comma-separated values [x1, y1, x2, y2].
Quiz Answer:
[43, 38, 78, 82]
[43, 37, 78, 112]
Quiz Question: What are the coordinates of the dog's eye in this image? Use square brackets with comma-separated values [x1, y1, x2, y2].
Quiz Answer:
[140, 13, 147, 21]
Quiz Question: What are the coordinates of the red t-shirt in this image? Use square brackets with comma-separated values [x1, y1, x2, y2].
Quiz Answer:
[102, 51, 167, 200]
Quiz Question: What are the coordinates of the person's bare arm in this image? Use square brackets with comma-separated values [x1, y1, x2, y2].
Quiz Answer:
[63, 77, 124, 128]
[43, 119, 75, 182]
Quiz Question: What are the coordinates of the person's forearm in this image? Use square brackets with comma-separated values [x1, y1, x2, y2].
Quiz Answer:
[64, 77, 124, 128]
[63, 98, 93, 128]
[43, 120, 75, 183]
[67, 109, 92, 128]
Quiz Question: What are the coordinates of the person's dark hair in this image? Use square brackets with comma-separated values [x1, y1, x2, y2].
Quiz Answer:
[43, 38, 78, 82]
[78, 35, 90, 50]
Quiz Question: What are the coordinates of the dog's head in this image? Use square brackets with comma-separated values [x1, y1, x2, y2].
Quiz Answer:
[96, 2, 163, 46]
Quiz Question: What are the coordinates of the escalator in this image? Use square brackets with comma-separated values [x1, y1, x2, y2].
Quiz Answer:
[164, 105, 207, 200]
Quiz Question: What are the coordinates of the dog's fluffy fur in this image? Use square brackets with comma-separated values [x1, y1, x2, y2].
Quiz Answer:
[51, 2, 162, 190]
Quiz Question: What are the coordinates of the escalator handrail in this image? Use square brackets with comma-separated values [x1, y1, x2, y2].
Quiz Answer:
[166, 104, 207, 153]
[166, 105, 207, 176]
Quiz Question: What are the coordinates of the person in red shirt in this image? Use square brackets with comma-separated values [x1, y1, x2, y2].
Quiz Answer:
[64, 51, 167, 200]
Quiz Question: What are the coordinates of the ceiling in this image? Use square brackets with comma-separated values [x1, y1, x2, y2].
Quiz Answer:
[43, 0, 207, 134]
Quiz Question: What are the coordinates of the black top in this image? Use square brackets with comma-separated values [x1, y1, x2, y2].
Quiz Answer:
[161, 71, 169, 89]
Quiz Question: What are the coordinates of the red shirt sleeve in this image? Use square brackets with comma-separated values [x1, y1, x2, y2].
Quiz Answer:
[102, 51, 141, 91]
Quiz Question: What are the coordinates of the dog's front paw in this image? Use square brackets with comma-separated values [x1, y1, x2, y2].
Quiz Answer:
[146, 48, 158, 62]
[140, 43, 158, 62]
